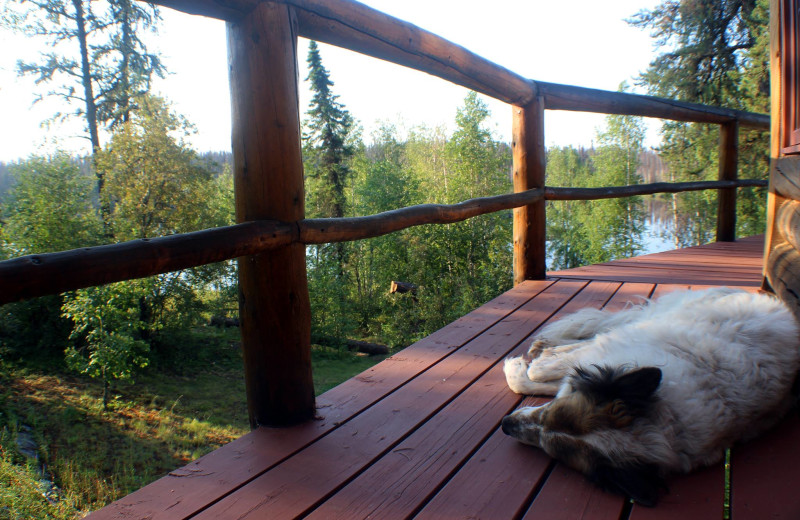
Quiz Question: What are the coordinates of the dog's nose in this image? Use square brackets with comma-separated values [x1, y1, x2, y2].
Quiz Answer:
[501, 415, 514, 435]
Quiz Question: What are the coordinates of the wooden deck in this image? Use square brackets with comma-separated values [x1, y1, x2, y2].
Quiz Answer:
[88, 235, 800, 519]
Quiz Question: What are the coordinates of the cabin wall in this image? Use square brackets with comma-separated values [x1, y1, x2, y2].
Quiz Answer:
[765, 0, 800, 317]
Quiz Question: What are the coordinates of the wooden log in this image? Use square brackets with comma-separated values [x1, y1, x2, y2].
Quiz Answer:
[538, 82, 770, 129]
[390, 281, 417, 294]
[227, 2, 315, 428]
[775, 199, 800, 252]
[771, 156, 800, 201]
[289, 0, 536, 105]
[0, 220, 293, 305]
[543, 179, 766, 201]
[765, 241, 800, 319]
[299, 189, 545, 243]
[717, 121, 739, 242]
[513, 97, 547, 283]
[759, 0, 787, 286]
[301, 181, 763, 246]
[312, 334, 389, 355]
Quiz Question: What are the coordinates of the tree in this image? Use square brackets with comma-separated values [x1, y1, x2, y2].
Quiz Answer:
[303, 40, 355, 220]
[90, 95, 233, 352]
[545, 103, 646, 269]
[2, 0, 165, 228]
[62, 280, 150, 410]
[405, 93, 513, 329]
[545, 146, 594, 269]
[97, 0, 166, 127]
[629, 0, 770, 244]
[98, 95, 223, 240]
[5, 0, 164, 148]
[346, 124, 420, 342]
[303, 40, 358, 345]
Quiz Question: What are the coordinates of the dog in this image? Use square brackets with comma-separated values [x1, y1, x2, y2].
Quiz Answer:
[501, 287, 800, 506]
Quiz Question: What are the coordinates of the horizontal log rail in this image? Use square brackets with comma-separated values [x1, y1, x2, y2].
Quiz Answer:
[537, 83, 769, 128]
[142, 0, 769, 129]
[0, 179, 766, 305]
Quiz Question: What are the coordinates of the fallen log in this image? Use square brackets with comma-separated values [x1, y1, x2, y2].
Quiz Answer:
[390, 281, 418, 294]
[312, 335, 390, 355]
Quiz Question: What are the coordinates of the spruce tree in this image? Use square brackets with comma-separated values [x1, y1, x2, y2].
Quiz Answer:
[304, 40, 354, 220]
[303, 40, 357, 345]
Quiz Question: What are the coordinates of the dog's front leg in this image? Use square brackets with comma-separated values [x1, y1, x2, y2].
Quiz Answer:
[504, 355, 565, 396]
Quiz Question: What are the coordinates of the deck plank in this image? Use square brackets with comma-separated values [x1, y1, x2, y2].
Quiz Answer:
[192, 280, 588, 519]
[409, 282, 626, 520]
[628, 463, 725, 520]
[86, 237, 780, 520]
[412, 406, 553, 520]
[522, 463, 626, 520]
[730, 414, 800, 518]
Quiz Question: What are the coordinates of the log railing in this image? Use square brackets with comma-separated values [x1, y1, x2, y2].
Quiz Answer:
[0, 0, 770, 427]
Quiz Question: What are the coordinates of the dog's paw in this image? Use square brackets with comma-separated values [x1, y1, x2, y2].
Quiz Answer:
[504, 356, 532, 394]
[527, 339, 550, 359]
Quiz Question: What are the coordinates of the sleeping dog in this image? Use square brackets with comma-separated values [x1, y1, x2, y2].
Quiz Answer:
[502, 287, 800, 506]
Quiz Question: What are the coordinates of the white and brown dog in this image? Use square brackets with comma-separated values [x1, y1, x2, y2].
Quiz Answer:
[502, 287, 800, 506]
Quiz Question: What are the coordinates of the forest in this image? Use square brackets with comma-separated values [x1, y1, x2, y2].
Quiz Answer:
[0, 0, 771, 517]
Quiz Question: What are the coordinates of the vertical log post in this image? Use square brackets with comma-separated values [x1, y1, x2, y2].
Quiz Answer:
[227, 3, 315, 428]
[512, 96, 547, 283]
[717, 120, 739, 242]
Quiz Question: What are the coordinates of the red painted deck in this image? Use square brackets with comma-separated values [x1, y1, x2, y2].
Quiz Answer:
[88, 235, 800, 519]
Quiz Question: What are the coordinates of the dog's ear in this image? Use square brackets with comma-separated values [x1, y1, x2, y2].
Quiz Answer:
[573, 365, 661, 415]
[613, 367, 662, 410]
[590, 462, 664, 507]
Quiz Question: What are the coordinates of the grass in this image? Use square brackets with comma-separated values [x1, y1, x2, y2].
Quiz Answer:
[0, 327, 387, 519]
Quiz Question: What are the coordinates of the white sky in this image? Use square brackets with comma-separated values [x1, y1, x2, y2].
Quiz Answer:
[0, 0, 662, 163]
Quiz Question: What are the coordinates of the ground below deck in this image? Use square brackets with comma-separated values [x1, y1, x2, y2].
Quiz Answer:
[88, 235, 800, 519]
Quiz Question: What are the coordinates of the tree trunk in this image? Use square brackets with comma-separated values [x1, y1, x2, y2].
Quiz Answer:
[72, 0, 112, 235]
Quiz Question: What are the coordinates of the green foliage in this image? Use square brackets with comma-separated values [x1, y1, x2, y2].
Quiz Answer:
[95, 94, 235, 346]
[98, 95, 225, 240]
[314, 93, 514, 347]
[62, 281, 151, 408]
[2, 154, 101, 255]
[303, 40, 355, 220]
[0, 330, 381, 517]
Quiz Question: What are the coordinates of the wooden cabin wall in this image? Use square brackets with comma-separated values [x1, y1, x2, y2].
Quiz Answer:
[765, 0, 800, 318]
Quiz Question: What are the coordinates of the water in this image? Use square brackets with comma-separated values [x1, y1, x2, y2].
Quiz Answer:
[641, 196, 677, 255]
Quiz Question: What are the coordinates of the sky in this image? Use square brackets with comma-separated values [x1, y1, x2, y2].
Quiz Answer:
[0, 0, 663, 163]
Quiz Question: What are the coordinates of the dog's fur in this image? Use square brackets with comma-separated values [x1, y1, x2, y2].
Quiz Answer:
[502, 287, 800, 506]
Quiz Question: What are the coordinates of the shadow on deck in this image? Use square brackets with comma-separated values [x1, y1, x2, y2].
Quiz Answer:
[88, 235, 800, 519]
